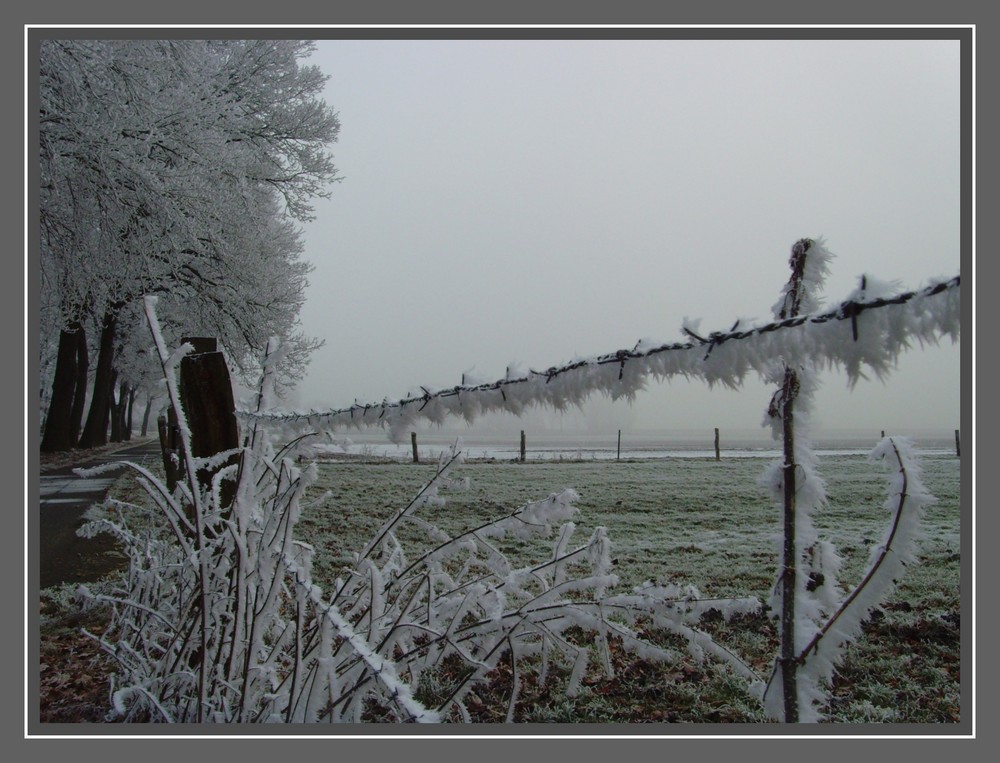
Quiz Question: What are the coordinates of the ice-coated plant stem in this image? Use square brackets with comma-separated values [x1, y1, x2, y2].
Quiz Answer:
[142, 295, 211, 722]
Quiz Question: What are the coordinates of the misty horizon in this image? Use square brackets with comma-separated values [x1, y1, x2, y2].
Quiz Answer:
[287, 38, 961, 436]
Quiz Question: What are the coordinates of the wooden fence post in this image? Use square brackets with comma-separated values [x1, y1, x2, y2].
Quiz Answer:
[617, 429, 622, 461]
[714, 427, 720, 461]
[520, 430, 526, 463]
[161, 337, 240, 512]
[411, 432, 419, 463]
[955, 429, 960, 458]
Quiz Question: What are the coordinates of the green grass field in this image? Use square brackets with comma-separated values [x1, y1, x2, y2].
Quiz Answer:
[302, 452, 962, 724]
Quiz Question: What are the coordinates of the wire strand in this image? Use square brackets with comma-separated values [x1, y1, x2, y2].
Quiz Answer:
[239, 275, 960, 429]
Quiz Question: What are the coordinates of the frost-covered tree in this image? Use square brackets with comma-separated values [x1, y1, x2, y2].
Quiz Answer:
[38, 38, 339, 450]
[143, 188, 325, 391]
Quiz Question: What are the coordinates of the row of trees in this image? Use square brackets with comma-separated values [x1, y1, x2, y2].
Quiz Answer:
[38, 38, 340, 451]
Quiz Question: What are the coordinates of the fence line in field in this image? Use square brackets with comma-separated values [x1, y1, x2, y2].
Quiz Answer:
[238, 274, 960, 441]
[124, 242, 962, 724]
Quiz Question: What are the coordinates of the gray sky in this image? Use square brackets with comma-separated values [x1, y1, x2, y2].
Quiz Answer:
[292, 38, 961, 438]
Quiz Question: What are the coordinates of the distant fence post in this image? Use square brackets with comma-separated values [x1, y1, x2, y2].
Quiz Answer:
[955, 429, 960, 458]
[157, 410, 183, 493]
[714, 427, 720, 461]
[617, 429, 622, 461]
[411, 432, 419, 463]
[520, 430, 526, 463]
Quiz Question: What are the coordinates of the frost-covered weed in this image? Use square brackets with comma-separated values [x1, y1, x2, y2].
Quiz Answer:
[70, 238, 961, 724]
[844, 699, 899, 723]
[74, 300, 761, 724]
[756, 433, 938, 722]
[755, 240, 943, 722]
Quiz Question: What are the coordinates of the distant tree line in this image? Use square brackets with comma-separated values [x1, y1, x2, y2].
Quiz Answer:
[38, 39, 340, 452]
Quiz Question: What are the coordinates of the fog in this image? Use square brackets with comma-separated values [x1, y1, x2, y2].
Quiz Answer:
[291, 37, 961, 441]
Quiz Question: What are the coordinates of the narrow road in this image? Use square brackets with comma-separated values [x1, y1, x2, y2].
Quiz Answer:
[39, 439, 163, 589]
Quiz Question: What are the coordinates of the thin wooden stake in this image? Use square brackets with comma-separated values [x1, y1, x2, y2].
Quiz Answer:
[955, 429, 960, 458]
[779, 367, 800, 724]
[617, 429, 622, 461]
[775, 237, 811, 724]
[714, 427, 720, 461]
[520, 430, 526, 463]
[411, 432, 419, 463]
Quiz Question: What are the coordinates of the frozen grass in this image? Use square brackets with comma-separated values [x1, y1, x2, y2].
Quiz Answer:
[303, 452, 961, 724]
[42, 450, 959, 724]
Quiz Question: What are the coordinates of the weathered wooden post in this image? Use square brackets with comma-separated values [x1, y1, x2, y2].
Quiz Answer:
[175, 337, 240, 510]
[955, 429, 960, 457]
[520, 430, 526, 463]
[714, 427, 720, 461]
[617, 429, 622, 461]
[411, 432, 419, 463]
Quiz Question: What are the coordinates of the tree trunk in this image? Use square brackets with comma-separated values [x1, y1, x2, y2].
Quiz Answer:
[78, 310, 119, 449]
[40, 324, 81, 452]
[141, 395, 155, 437]
[125, 385, 136, 441]
[69, 322, 89, 445]
[110, 372, 123, 443]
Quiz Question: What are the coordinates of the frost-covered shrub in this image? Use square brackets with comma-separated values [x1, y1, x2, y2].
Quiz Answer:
[73, 298, 761, 723]
[71, 236, 959, 724]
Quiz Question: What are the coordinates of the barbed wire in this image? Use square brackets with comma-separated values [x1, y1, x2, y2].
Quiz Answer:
[239, 275, 960, 431]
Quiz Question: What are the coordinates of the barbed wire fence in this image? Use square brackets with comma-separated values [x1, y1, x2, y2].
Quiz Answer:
[95, 238, 961, 723]
[238, 272, 960, 444]
[230, 237, 961, 722]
